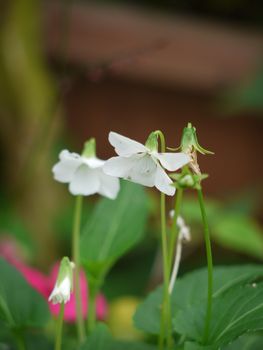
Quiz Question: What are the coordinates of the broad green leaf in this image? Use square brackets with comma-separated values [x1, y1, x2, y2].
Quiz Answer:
[174, 277, 263, 349]
[80, 182, 148, 281]
[0, 258, 50, 329]
[80, 323, 156, 350]
[213, 215, 263, 259]
[134, 265, 263, 335]
[224, 333, 263, 349]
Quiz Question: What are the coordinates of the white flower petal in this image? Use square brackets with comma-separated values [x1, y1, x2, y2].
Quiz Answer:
[98, 172, 120, 199]
[48, 277, 71, 304]
[155, 152, 191, 171]
[103, 156, 138, 178]
[82, 156, 105, 169]
[52, 150, 82, 183]
[69, 165, 100, 196]
[109, 132, 147, 157]
[154, 165, 175, 196]
[127, 155, 156, 187]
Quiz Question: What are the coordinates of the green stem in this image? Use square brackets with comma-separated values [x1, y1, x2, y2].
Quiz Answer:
[14, 331, 26, 350]
[87, 287, 97, 333]
[155, 130, 173, 350]
[55, 303, 65, 350]
[168, 188, 184, 274]
[72, 195, 85, 342]
[197, 187, 213, 344]
[159, 192, 172, 349]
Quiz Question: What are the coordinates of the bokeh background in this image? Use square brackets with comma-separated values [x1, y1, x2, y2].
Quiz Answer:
[0, 0, 263, 340]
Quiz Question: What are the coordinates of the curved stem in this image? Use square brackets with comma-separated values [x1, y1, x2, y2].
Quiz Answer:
[72, 195, 85, 342]
[55, 303, 65, 350]
[155, 130, 173, 350]
[197, 188, 213, 344]
[168, 188, 184, 273]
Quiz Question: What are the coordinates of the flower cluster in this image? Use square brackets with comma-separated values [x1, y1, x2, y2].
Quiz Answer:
[53, 132, 191, 197]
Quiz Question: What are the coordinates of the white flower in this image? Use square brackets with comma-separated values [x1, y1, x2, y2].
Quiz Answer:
[169, 214, 191, 293]
[52, 149, 120, 199]
[103, 132, 191, 196]
[48, 257, 75, 305]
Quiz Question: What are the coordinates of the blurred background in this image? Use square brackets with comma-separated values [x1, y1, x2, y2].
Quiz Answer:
[0, 0, 263, 340]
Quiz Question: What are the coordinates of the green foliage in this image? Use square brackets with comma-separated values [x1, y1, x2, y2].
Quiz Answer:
[0, 0, 54, 121]
[224, 333, 263, 350]
[80, 182, 149, 287]
[181, 197, 263, 259]
[0, 258, 50, 329]
[0, 201, 33, 253]
[174, 277, 263, 348]
[134, 265, 263, 336]
[79, 323, 156, 350]
[213, 215, 263, 259]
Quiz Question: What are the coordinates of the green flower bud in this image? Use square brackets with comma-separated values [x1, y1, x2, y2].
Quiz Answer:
[180, 123, 214, 155]
[145, 131, 158, 152]
[48, 257, 75, 304]
[170, 172, 208, 190]
[82, 138, 96, 158]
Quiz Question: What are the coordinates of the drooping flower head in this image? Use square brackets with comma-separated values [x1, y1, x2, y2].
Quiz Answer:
[179, 123, 214, 174]
[52, 138, 120, 199]
[103, 131, 190, 196]
[49, 263, 107, 321]
[48, 257, 74, 305]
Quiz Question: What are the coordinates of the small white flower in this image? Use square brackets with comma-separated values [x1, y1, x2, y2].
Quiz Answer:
[169, 214, 191, 293]
[48, 257, 75, 305]
[103, 132, 190, 196]
[52, 140, 120, 199]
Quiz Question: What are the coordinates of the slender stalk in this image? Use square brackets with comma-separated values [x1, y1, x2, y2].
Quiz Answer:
[87, 287, 97, 333]
[159, 192, 172, 349]
[72, 195, 85, 342]
[55, 303, 65, 350]
[197, 188, 213, 344]
[169, 234, 183, 294]
[14, 331, 26, 350]
[168, 188, 184, 273]
[155, 130, 173, 350]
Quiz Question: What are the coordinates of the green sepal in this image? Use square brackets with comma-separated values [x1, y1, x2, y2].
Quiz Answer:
[145, 131, 158, 152]
[170, 171, 208, 190]
[180, 123, 214, 155]
[56, 257, 74, 292]
[82, 138, 96, 158]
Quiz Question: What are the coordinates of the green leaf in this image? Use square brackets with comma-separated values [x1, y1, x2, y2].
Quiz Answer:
[134, 265, 263, 335]
[0, 258, 50, 329]
[223, 333, 263, 350]
[80, 182, 148, 282]
[80, 323, 156, 350]
[213, 215, 263, 259]
[79, 323, 111, 350]
[174, 275, 263, 348]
